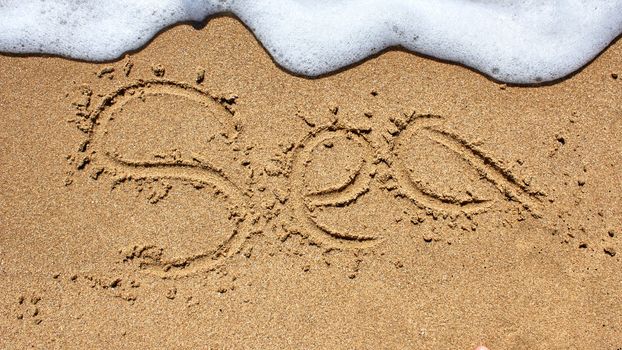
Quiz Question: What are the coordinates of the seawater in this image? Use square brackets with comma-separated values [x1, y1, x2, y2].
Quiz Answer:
[0, 0, 620, 83]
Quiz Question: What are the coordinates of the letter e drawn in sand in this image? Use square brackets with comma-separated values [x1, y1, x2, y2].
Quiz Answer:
[82, 80, 249, 278]
[290, 127, 379, 249]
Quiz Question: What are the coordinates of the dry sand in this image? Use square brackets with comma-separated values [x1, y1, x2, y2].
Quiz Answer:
[1, 16, 621, 349]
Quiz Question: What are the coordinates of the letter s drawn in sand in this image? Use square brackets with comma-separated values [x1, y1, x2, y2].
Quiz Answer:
[82, 80, 249, 279]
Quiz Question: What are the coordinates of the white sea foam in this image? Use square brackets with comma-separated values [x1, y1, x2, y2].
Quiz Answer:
[0, 0, 620, 83]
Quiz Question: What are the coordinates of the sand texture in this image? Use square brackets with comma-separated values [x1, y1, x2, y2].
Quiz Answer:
[1, 17, 621, 349]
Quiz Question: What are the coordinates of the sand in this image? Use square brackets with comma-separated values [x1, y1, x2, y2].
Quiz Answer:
[0, 16, 621, 349]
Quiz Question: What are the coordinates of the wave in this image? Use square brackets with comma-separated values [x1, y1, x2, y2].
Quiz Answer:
[0, 0, 620, 83]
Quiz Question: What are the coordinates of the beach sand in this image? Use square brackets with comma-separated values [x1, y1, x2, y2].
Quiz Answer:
[1, 16, 621, 349]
